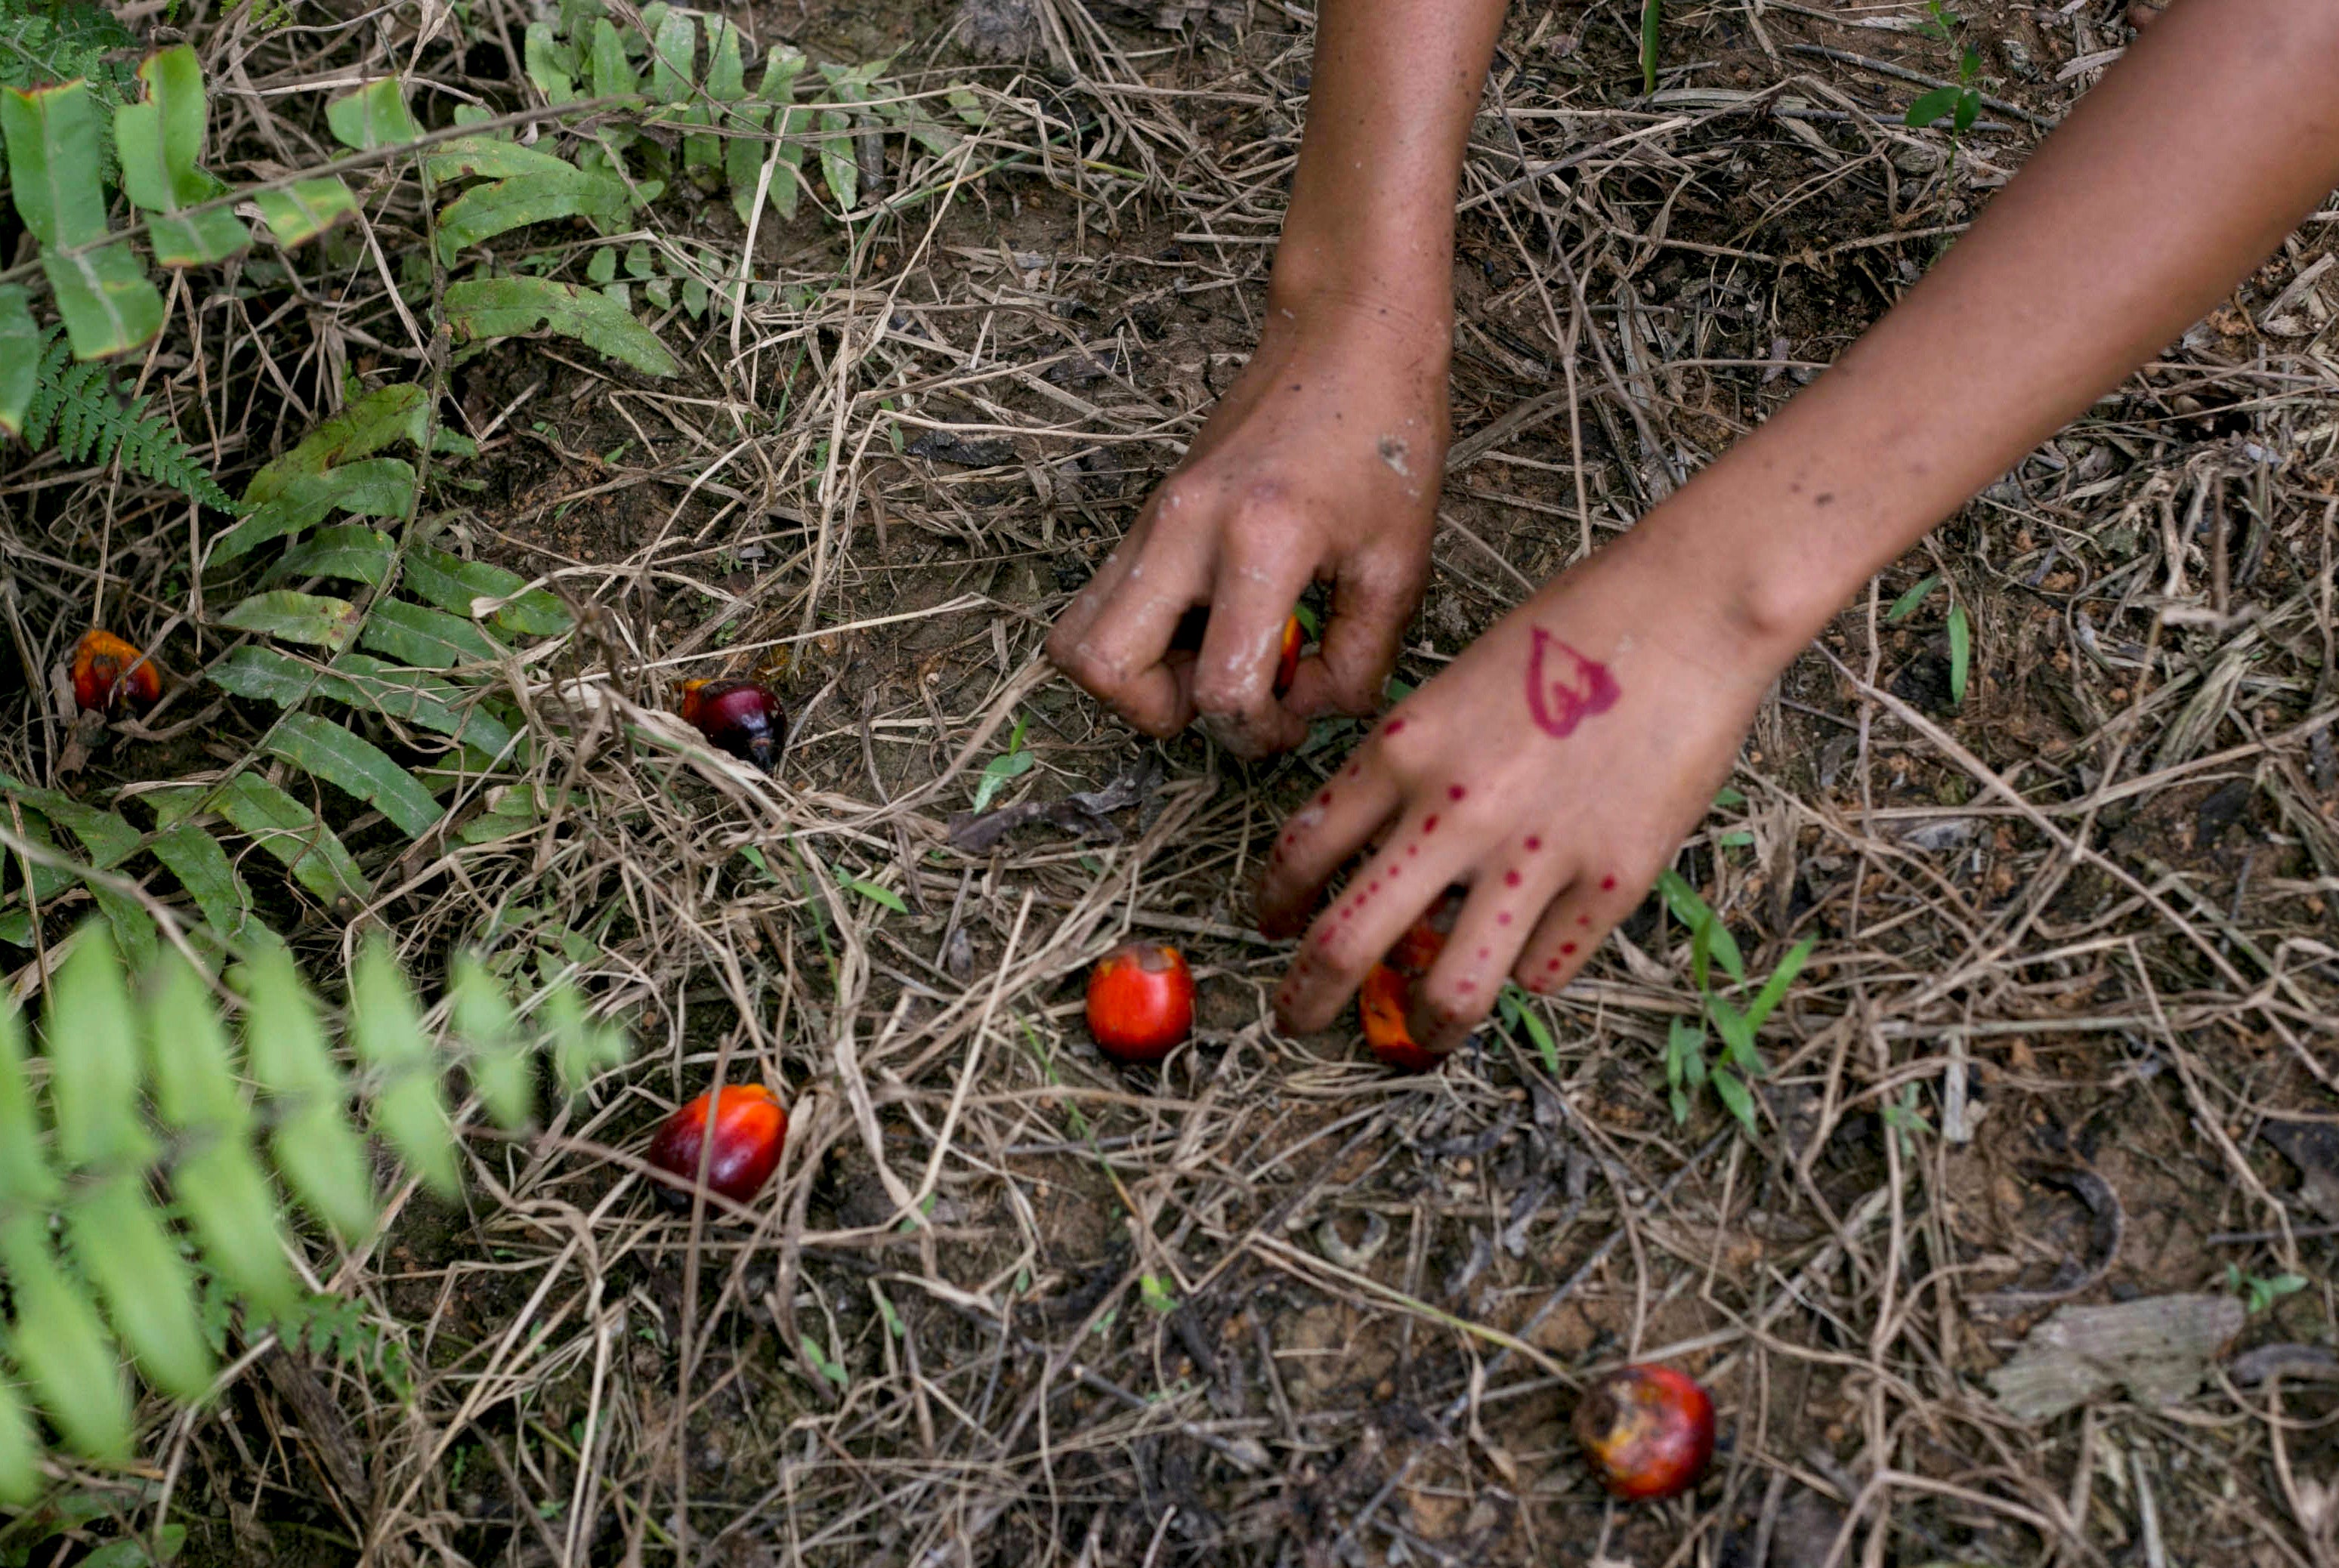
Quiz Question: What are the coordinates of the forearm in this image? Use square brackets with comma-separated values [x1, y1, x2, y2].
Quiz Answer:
[1269, 0, 1512, 326]
[1644, 0, 2339, 658]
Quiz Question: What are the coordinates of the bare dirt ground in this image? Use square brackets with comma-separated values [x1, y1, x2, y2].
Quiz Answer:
[5, 0, 2339, 1563]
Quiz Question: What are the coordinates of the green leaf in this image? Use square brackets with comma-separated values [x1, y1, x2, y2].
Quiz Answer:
[442, 277, 681, 378]
[586, 18, 638, 101]
[0, 1215, 133, 1462]
[1710, 1067, 1758, 1134]
[42, 240, 166, 362]
[250, 177, 359, 248]
[273, 523, 396, 585]
[360, 597, 502, 669]
[0, 998, 57, 1207]
[45, 924, 150, 1169]
[326, 77, 420, 150]
[351, 934, 459, 1196]
[0, 286, 36, 435]
[113, 46, 247, 267]
[647, 8, 695, 103]
[816, 105, 855, 210]
[262, 711, 445, 838]
[216, 590, 363, 651]
[1743, 935, 1815, 1032]
[400, 545, 574, 636]
[543, 975, 627, 1096]
[1886, 574, 1940, 623]
[212, 456, 416, 562]
[523, 22, 579, 103]
[211, 646, 519, 759]
[1905, 85, 1961, 128]
[144, 949, 298, 1313]
[1947, 601, 1971, 705]
[453, 952, 533, 1128]
[245, 384, 430, 505]
[184, 771, 372, 903]
[0, 773, 141, 869]
[70, 1176, 214, 1401]
[800, 1333, 849, 1387]
[4, 81, 114, 242]
[705, 18, 746, 100]
[238, 944, 375, 1241]
[1710, 995, 1760, 1073]
[148, 822, 256, 938]
[970, 746, 1034, 813]
[1639, 0, 1661, 94]
[1952, 88, 1979, 134]
[435, 168, 634, 263]
[0, 1369, 37, 1506]
[841, 875, 906, 913]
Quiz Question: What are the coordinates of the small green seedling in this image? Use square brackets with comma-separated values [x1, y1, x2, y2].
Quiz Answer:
[1887, 572, 1973, 705]
[2226, 1264, 2309, 1316]
[1906, 2, 1983, 134]
[972, 711, 1034, 813]
[1639, 0, 1662, 95]
[1655, 870, 1815, 1136]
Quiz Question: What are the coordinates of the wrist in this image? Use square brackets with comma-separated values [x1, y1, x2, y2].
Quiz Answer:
[1267, 213, 1454, 353]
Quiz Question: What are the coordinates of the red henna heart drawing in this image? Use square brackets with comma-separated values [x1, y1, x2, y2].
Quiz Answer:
[1526, 628, 1621, 739]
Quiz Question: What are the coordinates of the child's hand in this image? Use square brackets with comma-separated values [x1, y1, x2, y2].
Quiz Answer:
[1046, 295, 1448, 758]
[1256, 528, 1781, 1054]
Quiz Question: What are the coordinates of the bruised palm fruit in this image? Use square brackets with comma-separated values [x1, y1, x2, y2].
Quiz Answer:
[1359, 886, 1468, 1071]
[1086, 942, 1194, 1063]
[1572, 1364, 1716, 1502]
[70, 629, 161, 713]
[678, 678, 784, 771]
[1168, 609, 1308, 699]
[647, 1084, 789, 1206]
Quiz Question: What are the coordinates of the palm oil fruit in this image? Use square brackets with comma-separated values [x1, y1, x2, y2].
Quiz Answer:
[646, 1083, 789, 1206]
[70, 629, 160, 714]
[1572, 1364, 1716, 1502]
[1272, 613, 1304, 698]
[1086, 942, 1194, 1063]
[678, 678, 784, 771]
[1359, 886, 1467, 1072]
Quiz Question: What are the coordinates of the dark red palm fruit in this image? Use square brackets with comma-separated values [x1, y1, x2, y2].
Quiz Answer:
[678, 678, 783, 771]
[646, 1083, 789, 1206]
[1571, 1364, 1716, 1502]
[71, 629, 161, 713]
[1272, 613, 1304, 698]
[1086, 942, 1194, 1063]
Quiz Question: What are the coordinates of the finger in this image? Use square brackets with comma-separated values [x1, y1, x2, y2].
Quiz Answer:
[1513, 865, 1639, 997]
[1256, 751, 1405, 940]
[1046, 504, 1213, 736]
[1271, 807, 1475, 1034]
[1406, 838, 1573, 1054]
[1286, 547, 1426, 719]
[1191, 553, 1312, 758]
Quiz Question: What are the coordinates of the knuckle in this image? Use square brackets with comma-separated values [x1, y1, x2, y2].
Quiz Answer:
[1235, 476, 1293, 515]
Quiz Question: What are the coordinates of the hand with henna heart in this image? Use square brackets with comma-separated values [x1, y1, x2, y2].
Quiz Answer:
[1269, 0, 2339, 1052]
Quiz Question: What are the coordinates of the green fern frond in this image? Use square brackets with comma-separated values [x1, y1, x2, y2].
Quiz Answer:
[20, 329, 235, 511]
[0, 0, 138, 99]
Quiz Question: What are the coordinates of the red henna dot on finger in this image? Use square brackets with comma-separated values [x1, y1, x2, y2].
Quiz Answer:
[1577, 914, 1592, 928]
[1600, 875, 1618, 891]
[1407, 844, 1420, 857]
[1318, 791, 1333, 806]
[1503, 869, 1522, 887]
[1457, 979, 1476, 993]
[1561, 942, 1577, 955]
[1546, 958, 1562, 973]
[1384, 719, 1405, 736]
[1525, 835, 1542, 851]
[1477, 946, 1490, 959]
[1346, 763, 1363, 778]
[1448, 785, 1467, 801]
[1497, 911, 1512, 925]
[1424, 816, 1439, 832]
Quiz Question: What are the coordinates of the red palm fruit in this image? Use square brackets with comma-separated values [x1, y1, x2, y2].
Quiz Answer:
[646, 1084, 789, 1206]
[1086, 942, 1194, 1063]
[1358, 962, 1444, 1073]
[1572, 1364, 1716, 1501]
[1273, 613, 1304, 698]
[678, 678, 783, 771]
[70, 629, 161, 713]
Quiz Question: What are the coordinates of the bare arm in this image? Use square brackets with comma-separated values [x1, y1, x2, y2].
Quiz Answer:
[1262, 0, 2339, 1048]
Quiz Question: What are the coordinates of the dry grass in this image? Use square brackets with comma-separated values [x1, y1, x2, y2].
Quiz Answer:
[4, 0, 2337, 1564]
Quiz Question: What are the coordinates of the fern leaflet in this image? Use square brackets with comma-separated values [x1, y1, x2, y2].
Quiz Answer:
[20, 330, 236, 510]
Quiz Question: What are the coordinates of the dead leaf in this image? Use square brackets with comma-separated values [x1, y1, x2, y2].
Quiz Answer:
[1988, 1293, 2244, 1421]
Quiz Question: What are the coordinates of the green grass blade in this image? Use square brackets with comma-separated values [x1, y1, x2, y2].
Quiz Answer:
[1885, 573, 1941, 623]
[263, 711, 444, 838]
[1744, 935, 1815, 1032]
[1948, 601, 1971, 705]
[1639, 0, 1661, 94]
[238, 946, 375, 1241]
